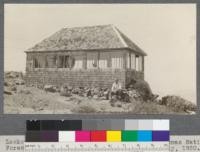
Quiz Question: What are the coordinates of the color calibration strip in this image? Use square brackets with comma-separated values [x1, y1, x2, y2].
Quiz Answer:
[26, 119, 169, 142]
[26, 130, 169, 142]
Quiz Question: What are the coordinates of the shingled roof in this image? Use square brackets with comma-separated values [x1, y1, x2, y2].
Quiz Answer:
[26, 25, 147, 56]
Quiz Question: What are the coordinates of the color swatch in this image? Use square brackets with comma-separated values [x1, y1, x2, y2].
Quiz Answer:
[137, 131, 152, 141]
[152, 131, 170, 141]
[40, 131, 58, 142]
[75, 131, 91, 142]
[122, 130, 137, 141]
[91, 131, 106, 142]
[106, 131, 121, 142]
[59, 131, 75, 142]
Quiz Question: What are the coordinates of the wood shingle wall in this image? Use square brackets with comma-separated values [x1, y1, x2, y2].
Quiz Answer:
[25, 69, 144, 88]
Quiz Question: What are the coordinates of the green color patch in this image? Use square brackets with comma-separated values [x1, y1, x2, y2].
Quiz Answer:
[122, 131, 137, 141]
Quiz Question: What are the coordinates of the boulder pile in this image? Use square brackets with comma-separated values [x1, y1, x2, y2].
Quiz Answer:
[160, 95, 197, 112]
[42, 83, 145, 108]
[4, 71, 25, 95]
[58, 85, 110, 99]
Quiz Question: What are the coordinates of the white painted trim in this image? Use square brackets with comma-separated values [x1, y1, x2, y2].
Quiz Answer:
[112, 25, 128, 47]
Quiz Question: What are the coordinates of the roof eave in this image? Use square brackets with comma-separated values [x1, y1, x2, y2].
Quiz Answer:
[127, 48, 147, 56]
[24, 47, 131, 53]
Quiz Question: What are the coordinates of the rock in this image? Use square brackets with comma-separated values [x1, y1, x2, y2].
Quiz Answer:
[161, 95, 197, 112]
[4, 81, 9, 86]
[103, 90, 110, 100]
[71, 87, 86, 96]
[11, 86, 17, 92]
[15, 79, 25, 85]
[93, 87, 100, 95]
[60, 90, 71, 97]
[68, 86, 73, 91]
[186, 110, 196, 114]
[111, 90, 130, 102]
[5, 71, 23, 79]
[127, 90, 140, 99]
[4, 89, 12, 95]
[71, 88, 80, 94]
[123, 93, 131, 103]
[93, 95, 98, 99]
[60, 86, 71, 97]
[44, 85, 57, 93]
[86, 89, 92, 97]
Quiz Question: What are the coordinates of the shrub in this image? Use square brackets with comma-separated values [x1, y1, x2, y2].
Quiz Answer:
[132, 80, 153, 101]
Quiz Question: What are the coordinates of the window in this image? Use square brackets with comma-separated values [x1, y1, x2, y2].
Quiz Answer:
[52, 55, 57, 68]
[135, 55, 143, 71]
[45, 55, 57, 68]
[87, 53, 98, 69]
[111, 52, 123, 69]
[32, 55, 46, 68]
[34, 58, 40, 68]
[130, 53, 135, 69]
[73, 56, 83, 69]
[57, 55, 75, 68]
[99, 52, 109, 69]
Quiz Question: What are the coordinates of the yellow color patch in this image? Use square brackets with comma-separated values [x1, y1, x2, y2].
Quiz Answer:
[106, 131, 121, 142]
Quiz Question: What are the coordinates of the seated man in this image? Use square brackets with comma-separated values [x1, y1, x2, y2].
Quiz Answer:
[111, 79, 122, 99]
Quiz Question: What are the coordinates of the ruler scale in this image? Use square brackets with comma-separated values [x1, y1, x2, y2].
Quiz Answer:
[24, 142, 169, 152]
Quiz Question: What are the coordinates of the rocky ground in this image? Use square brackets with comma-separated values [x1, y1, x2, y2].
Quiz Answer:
[4, 71, 197, 114]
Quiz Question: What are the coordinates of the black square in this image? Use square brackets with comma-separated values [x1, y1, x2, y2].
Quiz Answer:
[26, 120, 40, 131]
[41, 120, 59, 130]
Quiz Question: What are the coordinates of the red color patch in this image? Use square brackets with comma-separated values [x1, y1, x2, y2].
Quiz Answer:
[91, 131, 106, 142]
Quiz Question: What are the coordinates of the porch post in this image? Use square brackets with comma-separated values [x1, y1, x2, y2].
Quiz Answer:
[83, 52, 87, 69]
[123, 52, 127, 69]
[142, 56, 144, 72]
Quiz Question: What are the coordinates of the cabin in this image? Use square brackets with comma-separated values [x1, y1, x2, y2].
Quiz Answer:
[25, 25, 147, 88]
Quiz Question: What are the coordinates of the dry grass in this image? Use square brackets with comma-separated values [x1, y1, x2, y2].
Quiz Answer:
[130, 100, 183, 114]
[71, 105, 97, 113]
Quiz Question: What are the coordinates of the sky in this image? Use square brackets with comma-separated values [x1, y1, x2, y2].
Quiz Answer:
[4, 4, 196, 103]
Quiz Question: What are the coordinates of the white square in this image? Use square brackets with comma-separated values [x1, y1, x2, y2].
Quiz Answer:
[59, 131, 75, 142]
[153, 120, 169, 130]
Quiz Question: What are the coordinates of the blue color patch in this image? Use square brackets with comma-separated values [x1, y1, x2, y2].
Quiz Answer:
[137, 131, 152, 141]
